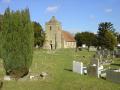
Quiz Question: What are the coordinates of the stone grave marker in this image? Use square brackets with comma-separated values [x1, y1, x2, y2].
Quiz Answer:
[4, 76, 11, 81]
[89, 46, 97, 52]
[106, 69, 120, 84]
[88, 56, 104, 78]
[73, 61, 83, 75]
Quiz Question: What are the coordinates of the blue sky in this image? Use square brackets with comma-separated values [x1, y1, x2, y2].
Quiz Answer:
[0, 0, 120, 33]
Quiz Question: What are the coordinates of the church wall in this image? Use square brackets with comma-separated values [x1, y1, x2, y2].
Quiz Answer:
[63, 40, 76, 48]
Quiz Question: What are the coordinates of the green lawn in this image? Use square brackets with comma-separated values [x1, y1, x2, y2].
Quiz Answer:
[0, 49, 120, 90]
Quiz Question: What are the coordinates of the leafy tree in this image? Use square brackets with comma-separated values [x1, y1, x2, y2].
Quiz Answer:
[75, 32, 97, 51]
[75, 32, 82, 47]
[2, 8, 33, 78]
[33, 22, 45, 47]
[97, 22, 117, 50]
[105, 31, 117, 50]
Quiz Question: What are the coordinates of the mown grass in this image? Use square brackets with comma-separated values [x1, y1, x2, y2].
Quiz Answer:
[0, 49, 120, 90]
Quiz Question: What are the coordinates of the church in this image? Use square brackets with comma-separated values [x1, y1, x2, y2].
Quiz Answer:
[43, 16, 76, 49]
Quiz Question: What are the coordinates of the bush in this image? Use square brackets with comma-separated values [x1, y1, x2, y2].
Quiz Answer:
[2, 8, 34, 78]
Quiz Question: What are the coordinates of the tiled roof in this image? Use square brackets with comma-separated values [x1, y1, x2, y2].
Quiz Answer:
[62, 31, 76, 42]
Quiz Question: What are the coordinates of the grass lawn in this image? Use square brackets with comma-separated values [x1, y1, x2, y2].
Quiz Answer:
[0, 49, 120, 90]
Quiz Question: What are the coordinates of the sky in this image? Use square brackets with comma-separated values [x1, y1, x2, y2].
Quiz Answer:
[0, 0, 120, 33]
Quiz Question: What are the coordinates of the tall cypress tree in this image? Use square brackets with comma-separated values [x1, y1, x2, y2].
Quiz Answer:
[2, 8, 33, 78]
[0, 14, 3, 58]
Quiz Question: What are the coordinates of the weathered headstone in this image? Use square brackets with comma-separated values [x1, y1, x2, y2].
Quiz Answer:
[35, 45, 39, 48]
[73, 61, 83, 74]
[89, 46, 97, 52]
[88, 56, 104, 78]
[115, 50, 120, 58]
[106, 69, 120, 84]
[87, 65, 98, 77]
[4, 76, 11, 81]
[90, 56, 100, 66]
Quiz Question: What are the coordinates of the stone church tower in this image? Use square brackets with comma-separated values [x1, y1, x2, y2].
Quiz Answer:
[44, 16, 62, 49]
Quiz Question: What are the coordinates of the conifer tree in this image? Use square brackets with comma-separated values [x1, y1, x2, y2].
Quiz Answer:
[0, 14, 3, 58]
[97, 22, 117, 50]
[2, 8, 33, 78]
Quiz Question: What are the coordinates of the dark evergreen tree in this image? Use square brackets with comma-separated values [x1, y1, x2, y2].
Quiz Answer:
[0, 14, 3, 58]
[97, 22, 117, 50]
[33, 21, 45, 47]
[117, 33, 120, 43]
[2, 8, 33, 78]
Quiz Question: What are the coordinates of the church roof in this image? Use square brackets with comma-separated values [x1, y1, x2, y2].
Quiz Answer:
[46, 16, 60, 24]
[62, 31, 76, 42]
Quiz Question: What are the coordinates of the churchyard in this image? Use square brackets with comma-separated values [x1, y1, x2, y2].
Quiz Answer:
[0, 49, 120, 90]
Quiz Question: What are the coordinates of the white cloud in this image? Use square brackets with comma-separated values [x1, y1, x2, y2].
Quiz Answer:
[2, 0, 11, 3]
[46, 5, 59, 13]
[105, 8, 113, 13]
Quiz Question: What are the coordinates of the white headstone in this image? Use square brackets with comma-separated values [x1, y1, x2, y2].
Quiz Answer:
[35, 45, 39, 48]
[73, 61, 83, 74]
[4, 76, 11, 81]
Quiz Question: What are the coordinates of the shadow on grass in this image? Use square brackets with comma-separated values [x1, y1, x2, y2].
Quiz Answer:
[111, 63, 120, 67]
[64, 68, 73, 72]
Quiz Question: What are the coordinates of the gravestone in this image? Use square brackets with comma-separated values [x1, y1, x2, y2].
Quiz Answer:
[73, 61, 83, 74]
[89, 46, 97, 52]
[87, 65, 98, 77]
[4, 76, 11, 81]
[35, 45, 39, 48]
[88, 56, 103, 78]
[90, 56, 100, 66]
[106, 69, 120, 84]
[115, 50, 120, 58]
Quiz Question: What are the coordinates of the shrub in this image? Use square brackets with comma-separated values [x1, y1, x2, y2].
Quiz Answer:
[2, 8, 34, 78]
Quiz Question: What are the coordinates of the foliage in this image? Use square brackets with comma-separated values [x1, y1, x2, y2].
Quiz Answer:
[75, 32, 82, 47]
[1, 8, 34, 78]
[75, 32, 98, 49]
[98, 22, 117, 36]
[97, 22, 117, 50]
[0, 15, 3, 58]
[33, 21, 45, 47]
[117, 33, 120, 43]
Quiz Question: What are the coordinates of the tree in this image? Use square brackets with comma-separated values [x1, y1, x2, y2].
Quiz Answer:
[33, 22, 45, 47]
[75, 32, 97, 51]
[0, 14, 3, 58]
[2, 8, 34, 78]
[97, 22, 117, 50]
[117, 33, 120, 43]
[75, 32, 82, 47]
